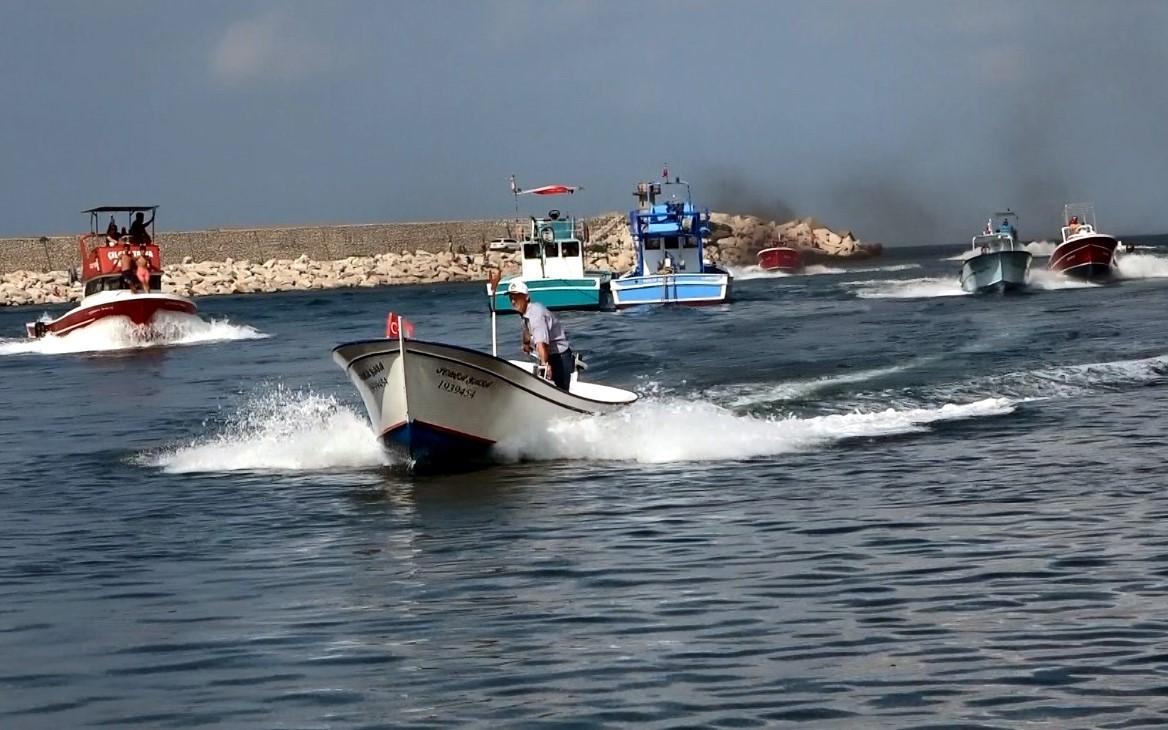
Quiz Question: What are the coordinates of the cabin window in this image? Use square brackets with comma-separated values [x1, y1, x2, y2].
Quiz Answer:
[643, 237, 662, 250]
[663, 236, 680, 249]
[523, 243, 542, 259]
[561, 240, 580, 258]
[682, 235, 698, 249]
[545, 241, 560, 258]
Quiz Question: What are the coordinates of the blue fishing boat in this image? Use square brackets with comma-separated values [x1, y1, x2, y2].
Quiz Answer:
[609, 175, 732, 308]
[488, 179, 612, 313]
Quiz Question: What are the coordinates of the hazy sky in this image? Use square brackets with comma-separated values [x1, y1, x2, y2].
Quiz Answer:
[2, 0, 1165, 244]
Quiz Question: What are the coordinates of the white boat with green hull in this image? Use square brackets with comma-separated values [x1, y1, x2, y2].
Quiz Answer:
[959, 211, 1032, 293]
[488, 179, 612, 313]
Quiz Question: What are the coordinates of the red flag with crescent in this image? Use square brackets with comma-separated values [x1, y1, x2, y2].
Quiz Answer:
[518, 184, 582, 196]
[386, 312, 414, 339]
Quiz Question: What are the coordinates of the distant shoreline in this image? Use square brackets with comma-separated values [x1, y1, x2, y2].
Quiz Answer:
[0, 212, 883, 307]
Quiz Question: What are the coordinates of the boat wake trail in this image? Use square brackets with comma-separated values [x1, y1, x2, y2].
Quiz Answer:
[848, 276, 968, 299]
[1026, 240, 1057, 258]
[1117, 253, 1168, 279]
[726, 263, 918, 281]
[1029, 269, 1100, 290]
[0, 311, 266, 356]
[823, 353, 1168, 414]
[493, 397, 1013, 464]
[145, 386, 390, 473]
[701, 358, 938, 407]
[924, 353, 1168, 404]
[726, 265, 794, 281]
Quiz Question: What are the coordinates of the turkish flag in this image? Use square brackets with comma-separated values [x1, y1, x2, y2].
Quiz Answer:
[386, 312, 415, 339]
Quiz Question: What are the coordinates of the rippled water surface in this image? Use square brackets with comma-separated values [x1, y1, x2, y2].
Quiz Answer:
[4, 242, 1168, 728]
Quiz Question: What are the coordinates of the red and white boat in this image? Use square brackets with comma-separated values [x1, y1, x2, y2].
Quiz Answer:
[25, 206, 197, 338]
[757, 245, 805, 274]
[1047, 203, 1119, 280]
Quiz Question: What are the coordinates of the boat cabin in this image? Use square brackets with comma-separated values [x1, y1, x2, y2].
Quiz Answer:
[79, 206, 163, 296]
[971, 232, 1019, 254]
[627, 178, 711, 275]
[516, 209, 588, 280]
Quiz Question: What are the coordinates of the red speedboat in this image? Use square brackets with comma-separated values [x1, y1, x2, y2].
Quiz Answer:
[757, 245, 804, 274]
[25, 206, 197, 338]
[1047, 203, 1118, 280]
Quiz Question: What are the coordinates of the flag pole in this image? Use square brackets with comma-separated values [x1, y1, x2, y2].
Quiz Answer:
[488, 268, 501, 357]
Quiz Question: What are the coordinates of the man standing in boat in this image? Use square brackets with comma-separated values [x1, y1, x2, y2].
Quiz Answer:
[505, 279, 574, 391]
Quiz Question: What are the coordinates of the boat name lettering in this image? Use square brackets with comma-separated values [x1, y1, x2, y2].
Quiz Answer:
[438, 380, 477, 398]
[367, 376, 387, 390]
[104, 250, 156, 261]
[358, 361, 384, 380]
[434, 366, 493, 389]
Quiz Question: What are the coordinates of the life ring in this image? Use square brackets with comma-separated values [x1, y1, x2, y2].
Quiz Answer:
[33, 321, 46, 338]
[539, 226, 555, 244]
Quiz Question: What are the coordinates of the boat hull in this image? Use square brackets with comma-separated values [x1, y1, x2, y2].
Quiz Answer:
[1048, 235, 1118, 280]
[609, 273, 731, 308]
[332, 338, 637, 471]
[959, 250, 1033, 293]
[757, 247, 805, 274]
[25, 291, 198, 338]
[489, 275, 611, 313]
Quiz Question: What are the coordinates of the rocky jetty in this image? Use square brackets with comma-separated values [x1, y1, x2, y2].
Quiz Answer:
[580, 212, 882, 270]
[0, 213, 879, 307]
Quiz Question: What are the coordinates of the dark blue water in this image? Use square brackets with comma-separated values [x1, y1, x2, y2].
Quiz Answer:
[4, 241, 1168, 728]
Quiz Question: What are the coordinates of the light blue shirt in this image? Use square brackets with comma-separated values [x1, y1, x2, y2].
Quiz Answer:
[522, 301, 570, 355]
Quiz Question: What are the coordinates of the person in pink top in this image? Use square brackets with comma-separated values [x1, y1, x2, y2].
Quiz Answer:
[135, 255, 152, 293]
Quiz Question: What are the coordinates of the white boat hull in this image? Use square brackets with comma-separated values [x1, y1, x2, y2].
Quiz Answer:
[959, 250, 1033, 293]
[332, 338, 637, 470]
[609, 272, 731, 307]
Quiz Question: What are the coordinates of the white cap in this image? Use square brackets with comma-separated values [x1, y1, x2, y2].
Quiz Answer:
[506, 279, 529, 296]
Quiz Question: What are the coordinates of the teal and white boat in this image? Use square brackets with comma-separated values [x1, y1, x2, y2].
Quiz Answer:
[488, 179, 612, 313]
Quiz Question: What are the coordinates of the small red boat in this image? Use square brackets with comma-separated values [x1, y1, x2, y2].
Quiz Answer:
[25, 205, 198, 338]
[1047, 203, 1118, 280]
[757, 245, 805, 274]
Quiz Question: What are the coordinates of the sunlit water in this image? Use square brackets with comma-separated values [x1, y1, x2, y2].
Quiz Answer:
[4, 240, 1168, 728]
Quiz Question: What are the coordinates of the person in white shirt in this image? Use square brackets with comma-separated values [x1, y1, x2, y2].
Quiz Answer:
[505, 280, 574, 391]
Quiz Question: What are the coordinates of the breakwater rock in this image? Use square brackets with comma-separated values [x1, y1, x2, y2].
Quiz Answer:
[1, 213, 879, 307]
